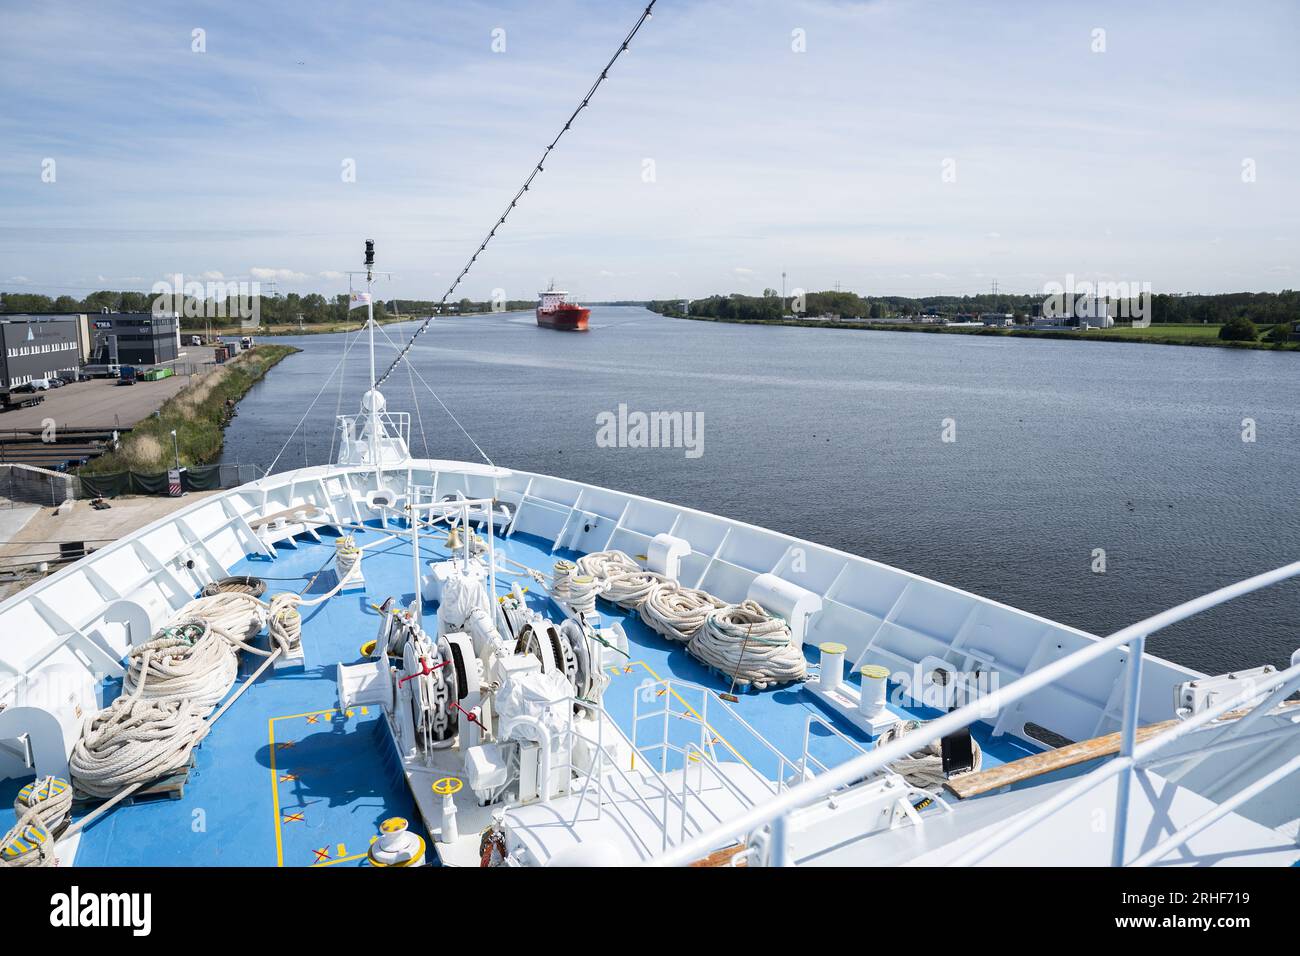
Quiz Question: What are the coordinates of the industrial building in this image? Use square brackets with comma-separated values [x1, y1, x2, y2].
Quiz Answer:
[87, 312, 180, 366]
[0, 317, 81, 390]
[0, 311, 182, 387]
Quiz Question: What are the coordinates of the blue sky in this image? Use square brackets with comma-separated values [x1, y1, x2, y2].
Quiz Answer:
[1, 0, 1297, 301]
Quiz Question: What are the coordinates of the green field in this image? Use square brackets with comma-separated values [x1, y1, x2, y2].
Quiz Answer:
[1089, 324, 1229, 342]
[680, 315, 1298, 351]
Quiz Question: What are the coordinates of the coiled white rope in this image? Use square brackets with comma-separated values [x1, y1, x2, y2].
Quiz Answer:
[65, 581, 308, 815]
[575, 549, 639, 582]
[0, 809, 55, 867]
[122, 622, 239, 714]
[551, 560, 575, 602]
[552, 558, 610, 616]
[640, 581, 726, 643]
[687, 601, 807, 690]
[70, 646, 211, 799]
[269, 596, 302, 653]
[14, 776, 73, 833]
[879, 719, 983, 791]
[0, 776, 74, 868]
[602, 568, 671, 611]
[566, 575, 601, 616]
[170, 592, 267, 644]
[336, 535, 362, 584]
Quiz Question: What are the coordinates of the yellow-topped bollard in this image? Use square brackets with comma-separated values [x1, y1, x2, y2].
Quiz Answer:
[858, 664, 890, 720]
[367, 816, 426, 867]
[818, 642, 848, 694]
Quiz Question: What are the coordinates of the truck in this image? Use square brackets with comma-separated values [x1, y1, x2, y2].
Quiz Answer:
[1, 388, 45, 411]
[117, 365, 137, 386]
[240, 336, 254, 349]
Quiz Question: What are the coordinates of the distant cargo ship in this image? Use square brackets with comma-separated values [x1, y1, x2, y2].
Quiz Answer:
[536, 285, 590, 331]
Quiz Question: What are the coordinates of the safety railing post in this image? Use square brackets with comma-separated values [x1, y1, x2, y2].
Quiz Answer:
[770, 814, 790, 867]
[1111, 633, 1146, 866]
[631, 682, 640, 770]
[661, 682, 671, 774]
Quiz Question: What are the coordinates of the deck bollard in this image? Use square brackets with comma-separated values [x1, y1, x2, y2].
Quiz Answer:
[818, 642, 847, 694]
[858, 664, 889, 719]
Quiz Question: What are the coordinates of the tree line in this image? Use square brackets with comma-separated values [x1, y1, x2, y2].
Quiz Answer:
[0, 290, 537, 327]
[646, 289, 1299, 340]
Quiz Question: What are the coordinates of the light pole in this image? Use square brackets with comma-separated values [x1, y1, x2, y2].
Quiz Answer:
[170, 429, 179, 470]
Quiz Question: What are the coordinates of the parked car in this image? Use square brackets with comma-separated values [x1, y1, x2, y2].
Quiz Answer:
[48, 377, 67, 388]
[28, 378, 52, 390]
[12, 382, 37, 393]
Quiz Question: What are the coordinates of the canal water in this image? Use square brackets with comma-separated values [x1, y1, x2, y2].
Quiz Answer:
[222, 307, 1300, 677]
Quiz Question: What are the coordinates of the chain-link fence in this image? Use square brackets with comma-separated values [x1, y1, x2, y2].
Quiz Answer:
[0, 462, 264, 505]
[0, 464, 79, 507]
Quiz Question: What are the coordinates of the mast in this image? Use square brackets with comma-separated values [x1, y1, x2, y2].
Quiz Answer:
[364, 239, 381, 481]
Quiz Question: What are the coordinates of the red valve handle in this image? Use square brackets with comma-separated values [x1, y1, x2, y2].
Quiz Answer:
[398, 657, 449, 687]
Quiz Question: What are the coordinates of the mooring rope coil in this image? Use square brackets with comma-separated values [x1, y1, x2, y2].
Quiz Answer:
[640, 581, 726, 643]
[0, 810, 55, 868]
[66, 579, 309, 811]
[575, 549, 640, 582]
[879, 719, 983, 791]
[687, 601, 807, 690]
[201, 575, 267, 599]
[69, 644, 212, 800]
[122, 623, 239, 714]
[602, 568, 671, 611]
[13, 776, 73, 833]
[0, 775, 74, 867]
[171, 592, 268, 644]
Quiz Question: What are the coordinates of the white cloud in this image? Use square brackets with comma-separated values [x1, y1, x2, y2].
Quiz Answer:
[250, 267, 310, 282]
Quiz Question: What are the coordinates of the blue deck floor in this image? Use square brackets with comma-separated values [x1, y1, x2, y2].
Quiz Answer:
[2, 523, 1042, 866]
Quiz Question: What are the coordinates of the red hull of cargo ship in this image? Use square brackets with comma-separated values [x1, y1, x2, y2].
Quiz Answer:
[536, 304, 590, 331]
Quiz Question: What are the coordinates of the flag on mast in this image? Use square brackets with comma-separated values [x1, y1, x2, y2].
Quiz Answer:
[348, 291, 372, 310]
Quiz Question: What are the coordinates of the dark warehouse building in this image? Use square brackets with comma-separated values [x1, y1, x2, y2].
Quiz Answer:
[89, 312, 180, 366]
[0, 317, 81, 390]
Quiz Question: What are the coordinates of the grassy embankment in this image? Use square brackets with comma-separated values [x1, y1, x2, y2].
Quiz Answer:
[198, 316, 408, 337]
[678, 315, 1298, 351]
[78, 345, 299, 474]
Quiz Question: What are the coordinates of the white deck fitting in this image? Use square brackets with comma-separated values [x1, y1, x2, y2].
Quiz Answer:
[503, 762, 776, 865]
[804, 677, 904, 737]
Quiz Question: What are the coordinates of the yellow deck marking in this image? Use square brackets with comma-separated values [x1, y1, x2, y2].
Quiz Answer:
[338, 843, 347, 856]
[313, 853, 371, 868]
[269, 718, 284, 867]
[635, 661, 750, 770]
[269, 708, 342, 868]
